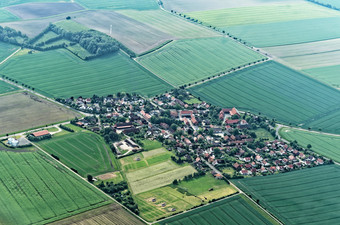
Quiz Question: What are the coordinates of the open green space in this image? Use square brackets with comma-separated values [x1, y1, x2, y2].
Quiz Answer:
[138, 37, 265, 86]
[0, 9, 19, 23]
[0, 80, 18, 94]
[141, 139, 163, 151]
[0, 150, 112, 225]
[75, 0, 159, 10]
[304, 64, 340, 89]
[233, 165, 340, 225]
[255, 128, 275, 141]
[227, 17, 340, 47]
[159, 194, 277, 225]
[187, 2, 337, 27]
[38, 130, 116, 177]
[0, 42, 18, 63]
[189, 61, 340, 128]
[54, 20, 88, 32]
[0, 0, 69, 8]
[280, 127, 340, 162]
[0, 49, 172, 98]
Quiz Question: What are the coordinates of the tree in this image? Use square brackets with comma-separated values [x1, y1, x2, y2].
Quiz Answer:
[307, 144, 312, 149]
[172, 179, 178, 185]
[87, 174, 93, 183]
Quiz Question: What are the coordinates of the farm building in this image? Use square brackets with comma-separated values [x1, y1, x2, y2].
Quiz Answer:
[32, 130, 50, 137]
[7, 138, 18, 147]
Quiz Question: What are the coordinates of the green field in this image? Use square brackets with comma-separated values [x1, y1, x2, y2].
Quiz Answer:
[303, 109, 340, 135]
[312, 0, 340, 8]
[189, 61, 340, 127]
[141, 139, 163, 151]
[280, 127, 340, 162]
[0, 42, 18, 63]
[0, 9, 19, 23]
[75, 0, 159, 10]
[187, 2, 338, 27]
[138, 37, 265, 86]
[54, 20, 88, 32]
[255, 128, 275, 141]
[118, 9, 219, 39]
[38, 131, 116, 177]
[159, 194, 277, 225]
[0, 150, 111, 225]
[227, 17, 340, 47]
[0, 0, 69, 7]
[233, 165, 340, 225]
[0, 80, 18, 94]
[0, 49, 171, 98]
[304, 64, 340, 88]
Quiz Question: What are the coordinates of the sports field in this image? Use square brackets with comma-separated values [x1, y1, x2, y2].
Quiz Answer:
[227, 17, 340, 47]
[159, 194, 277, 225]
[0, 42, 18, 62]
[234, 165, 340, 225]
[189, 61, 340, 125]
[187, 2, 337, 27]
[0, 150, 111, 225]
[38, 131, 116, 177]
[138, 37, 265, 86]
[75, 0, 159, 10]
[304, 64, 340, 89]
[280, 127, 340, 162]
[118, 10, 219, 39]
[0, 9, 19, 23]
[0, 49, 172, 98]
[0, 80, 18, 94]
[0, 92, 79, 135]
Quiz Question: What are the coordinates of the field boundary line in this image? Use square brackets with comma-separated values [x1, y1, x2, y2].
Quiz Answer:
[0, 47, 20, 65]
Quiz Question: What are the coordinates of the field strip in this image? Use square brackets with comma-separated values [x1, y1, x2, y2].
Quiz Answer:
[0, 47, 20, 65]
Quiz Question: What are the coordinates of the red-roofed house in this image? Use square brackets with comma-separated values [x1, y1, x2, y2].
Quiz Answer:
[180, 110, 193, 117]
[32, 130, 50, 137]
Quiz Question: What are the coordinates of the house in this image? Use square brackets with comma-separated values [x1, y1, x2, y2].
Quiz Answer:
[225, 119, 239, 125]
[191, 116, 198, 125]
[180, 110, 193, 117]
[32, 130, 50, 137]
[230, 107, 240, 117]
[170, 110, 178, 118]
[255, 155, 263, 161]
[115, 122, 133, 130]
[240, 169, 251, 175]
[316, 158, 324, 165]
[219, 108, 232, 120]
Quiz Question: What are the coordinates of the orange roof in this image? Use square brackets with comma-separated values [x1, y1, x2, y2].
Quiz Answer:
[230, 107, 240, 116]
[32, 130, 50, 137]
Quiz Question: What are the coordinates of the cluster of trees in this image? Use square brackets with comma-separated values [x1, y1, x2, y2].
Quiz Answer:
[307, 0, 340, 10]
[27, 133, 52, 142]
[172, 171, 205, 185]
[0, 26, 29, 46]
[59, 124, 74, 132]
[101, 127, 122, 144]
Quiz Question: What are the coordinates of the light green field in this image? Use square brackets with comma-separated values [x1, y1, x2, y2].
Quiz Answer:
[34, 31, 59, 45]
[0, 150, 111, 225]
[313, 0, 340, 8]
[234, 165, 340, 225]
[280, 127, 340, 162]
[255, 128, 275, 141]
[304, 64, 340, 89]
[141, 139, 163, 151]
[0, 42, 18, 63]
[189, 61, 340, 127]
[118, 9, 219, 39]
[0, 80, 18, 94]
[138, 37, 265, 86]
[75, 0, 159, 10]
[54, 20, 89, 32]
[187, 2, 338, 27]
[0, 49, 172, 98]
[0, 9, 19, 23]
[227, 17, 340, 47]
[38, 131, 116, 177]
[0, 0, 71, 7]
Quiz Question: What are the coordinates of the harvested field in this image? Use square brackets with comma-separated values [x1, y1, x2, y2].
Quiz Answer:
[75, 0, 159, 10]
[0, 92, 79, 135]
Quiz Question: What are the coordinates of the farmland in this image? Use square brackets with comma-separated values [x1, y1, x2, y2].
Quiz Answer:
[159, 194, 277, 225]
[227, 17, 340, 47]
[73, 10, 172, 55]
[138, 37, 266, 86]
[303, 109, 340, 134]
[0, 150, 112, 225]
[75, 0, 159, 10]
[0, 9, 18, 23]
[118, 10, 219, 39]
[0, 49, 172, 98]
[233, 165, 340, 225]
[54, 20, 88, 32]
[280, 127, 340, 162]
[0, 0, 71, 8]
[187, 2, 338, 27]
[189, 61, 340, 126]
[0, 42, 18, 62]
[304, 64, 340, 89]
[38, 130, 116, 177]
[0, 92, 79, 135]
[0, 80, 18, 94]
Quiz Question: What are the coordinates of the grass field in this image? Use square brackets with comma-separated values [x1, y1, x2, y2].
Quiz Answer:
[54, 20, 88, 32]
[0, 49, 171, 98]
[0, 80, 18, 95]
[49, 203, 144, 225]
[233, 165, 340, 225]
[187, 2, 338, 27]
[189, 61, 340, 126]
[118, 9, 219, 39]
[227, 17, 340, 47]
[33, 31, 59, 45]
[255, 128, 275, 141]
[75, 0, 159, 10]
[0, 9, 19, 23]
[304, 64, 340, 89]
[38, 130, 116, 177]
[159, 194, 277, 225]
[0, 92, 79, 135]
[280, 127, 340, 162]
[141, 139, 163, 151]
[0, 42, 18, 62]
[0, 0, 71, 8]
[138, 37, 265, 86]
[0, 150, 112, 225]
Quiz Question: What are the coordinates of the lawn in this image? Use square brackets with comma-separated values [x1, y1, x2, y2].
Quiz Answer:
[0, 92, 79, 135]
[255, 128, 275, 141]
[0, 9, 19, 23]
[118, 9, 219, 39]
[141, 139, 163, 151]
[280, 127, 340, 162]
[0, 42, 18, 63]
[227, 17, 340, 47]
[233, 165, 340, 225]
[38, 130, 116, 177]
[0, 80, 18, 95]
[159, 194, 277, 225]
[0, 150, 112, 225]
[137, 37, 266, 86]
[189, 61, 340, 127]
[75, 0, 159, 10]
[0, 49, 172, 98]
[187, 2, 338, 27]
[304, 64, 340, 89]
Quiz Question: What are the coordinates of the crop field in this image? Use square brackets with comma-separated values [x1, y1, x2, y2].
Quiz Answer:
[118, 10, 219, 39]
[38, 131, 115, 177]
[54, 20, 88, 32]
[138, 37, 265, 86]
[0, 92, 79, 135]
[159, 194, 277, 225]
[303, 109, 340, 134]
[187, 2, 337, 27]
[0, 150, 112, 225]
[0, 9, 18, 23]
[5, 3, 84, 20]
[33, 31, 59, 45]
[234, 165, 340, 225]
[0, 80, 18, 94]
[227, 17, 340, 47]
[0, 0, 71, 8]
[0, 49, 171, 98]
[49, 203, 144, 225]
[0, 42, 18, 62]
[280, 127, 340, 162]
[189, 61, 340, 126]
[304, 64, 340, 89]
[75, 0, 159, 10]
[73, 10, 172, 55]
